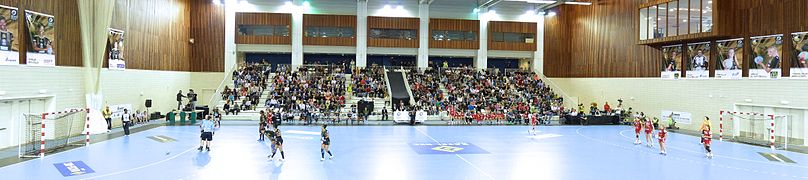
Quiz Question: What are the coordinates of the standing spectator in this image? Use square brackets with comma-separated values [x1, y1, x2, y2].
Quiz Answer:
[604, 102, 611, 114]
[187, 89, 197, 110]
[103, 106, 112, 132]
[176, 90, 185, 110]
[122, 109, 131, 136]
[381, 107, 388, 121]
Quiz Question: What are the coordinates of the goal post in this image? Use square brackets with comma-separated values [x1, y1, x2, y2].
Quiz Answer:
[18, 108, 90, 158]
[719, 110, 788, 151]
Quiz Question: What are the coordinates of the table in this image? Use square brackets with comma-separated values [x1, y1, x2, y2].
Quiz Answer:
[564, 115, 620, 125]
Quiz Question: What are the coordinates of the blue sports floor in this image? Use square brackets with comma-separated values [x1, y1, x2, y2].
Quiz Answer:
[1, 122, 807, 180]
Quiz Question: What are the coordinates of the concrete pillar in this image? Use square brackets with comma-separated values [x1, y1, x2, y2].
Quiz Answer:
[223, 1, 237, 73]
[356, 0, 368, 68]
[291, 0, 304, 67]
[417, 2, 429, 68]
[475, 7, 489, 70]
[533, 16, 545, 75]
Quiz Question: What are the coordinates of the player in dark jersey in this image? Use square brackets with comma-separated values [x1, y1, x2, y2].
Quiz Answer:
[320, 125, 333, 161]
[269, 125, 285, 161]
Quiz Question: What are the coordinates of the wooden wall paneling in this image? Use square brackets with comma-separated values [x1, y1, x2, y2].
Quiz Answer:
[190, 0, 225, 72]
[367, 16, 419, 48]
[303, 14, 356, 46]
[544, 1, 663, 77]
[235, 12, 292, 45]
[488, 21, 537, 51]
[429, 18, 479, 49]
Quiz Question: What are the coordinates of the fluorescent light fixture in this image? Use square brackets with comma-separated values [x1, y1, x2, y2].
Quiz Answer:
[546, 11, 556, 17]
[473, 8, 480, 13]
[708, 0, 713, 4]
[212, 0, 221, 5]
[285, 1, 293, 6]
[538, 11, 546, 15]
[505, 0, 556, 3]
[526, 10, 535, 14]
[302, 1, 310, 7]
[564, 1, 592, 5]
[488, 9, 496, 14]
[383, 4, 391, 9]
[396, 5, 404, 10]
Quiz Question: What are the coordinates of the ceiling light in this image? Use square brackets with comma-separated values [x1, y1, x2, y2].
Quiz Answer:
[383, 4, 391, 9]
[526, 10, 535, 14]
[473, 8, 480, 13]
[546, 11, 556, 17]
[396, 5, 404, 10]
[564, 1, 592, 5]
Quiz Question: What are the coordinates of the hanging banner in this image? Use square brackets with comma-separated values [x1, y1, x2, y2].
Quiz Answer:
[660, 45, 682, 79]
[749, 34, 783, 79]
[24, 10, 55, 66]
[686, 42, 710, 79]
[791, 32, 808, 78]
[0, 5, 19, 65]
[715, 38, 743, 79]
[107, 28, 125, 70]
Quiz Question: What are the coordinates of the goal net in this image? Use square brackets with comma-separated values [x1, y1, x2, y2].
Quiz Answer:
[18, 108, 89, 158]
[719, 111, 789, 150]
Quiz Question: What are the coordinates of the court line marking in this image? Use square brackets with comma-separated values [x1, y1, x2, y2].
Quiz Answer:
[769, 154, 786, 163]
[576, 127, 808, 179]
[79, 146, 198, 180]
[413, 127, 496, 180]
[284, 130, 320, 135]
[616, 129, 808, 169]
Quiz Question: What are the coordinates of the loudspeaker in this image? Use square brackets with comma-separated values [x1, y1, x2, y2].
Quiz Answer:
[145, 99, 152, 108]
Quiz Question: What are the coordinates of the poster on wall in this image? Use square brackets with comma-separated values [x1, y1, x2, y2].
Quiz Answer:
[686, 42, 710, 79]
[24, 10, 55, 66]
[0, 5, 19, 65]
[749, 34, 783, 79]
[660, 45, 682, 79]
[715, 38, 743, 79]
[107, 28, 125, 70]
[660, 110, 692, 125]
[791, 32, 808, 78]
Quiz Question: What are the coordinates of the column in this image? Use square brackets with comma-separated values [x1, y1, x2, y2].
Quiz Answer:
[355, 0, 368, 68]
[533, 15, 545, 74]
[475, 7, 489, 70]
[291, 0, 304, 67]
[417, 2, 429, 68]
[224, 1, 237, 73]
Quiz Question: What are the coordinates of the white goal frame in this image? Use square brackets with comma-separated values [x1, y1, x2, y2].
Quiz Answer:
[719, 110, 788, 151]
[18, 108, 90, 158]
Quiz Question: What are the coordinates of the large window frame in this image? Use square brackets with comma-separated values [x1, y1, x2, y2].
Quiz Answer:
[238, 25, 290, 37]
[369, 28, 418, 40]
[305, 26, 356, 38]
[432, 30, 477, 41]
[638, 0, 713, 41]
[491, 32, 535, 43]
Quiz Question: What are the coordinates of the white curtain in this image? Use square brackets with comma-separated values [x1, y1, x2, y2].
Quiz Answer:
[79, 0, 115, 134]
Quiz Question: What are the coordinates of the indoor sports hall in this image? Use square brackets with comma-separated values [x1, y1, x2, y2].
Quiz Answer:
[0, 0, 807, 180]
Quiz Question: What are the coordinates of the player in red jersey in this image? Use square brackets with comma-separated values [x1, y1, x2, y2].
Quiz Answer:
[644, 117, 654, 148]
[658, 124, 667, 155]
[702, 117, 713, 158]
[529, 113, 538, 135]
[633, 117, 643, 145]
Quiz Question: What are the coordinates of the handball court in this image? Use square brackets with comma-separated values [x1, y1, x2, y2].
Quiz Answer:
[1, 122, 807, 180]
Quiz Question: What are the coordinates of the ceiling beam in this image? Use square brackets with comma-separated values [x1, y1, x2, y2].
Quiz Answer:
[538, 0, 566, 11]
[479, 0, 502, 8]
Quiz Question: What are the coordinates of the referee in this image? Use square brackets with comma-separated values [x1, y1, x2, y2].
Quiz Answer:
[199, 115, 218, 151]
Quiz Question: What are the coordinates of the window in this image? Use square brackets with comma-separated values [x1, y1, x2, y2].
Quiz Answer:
[649, 6, 659, 38]
[688, 0, 701, 33]
[369, 28, 417, 40]
[677, 0, 689, 35]
[238, 25, 290, 36]
[639, 8, 649, 40]
[305, 26, 355, 38]
[432, 30, 477, 41]
[491, 32, 535, 43]
[657, 3, 667, 38]
[666, 1, 677, 36]
[702, 0, 713, 32]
